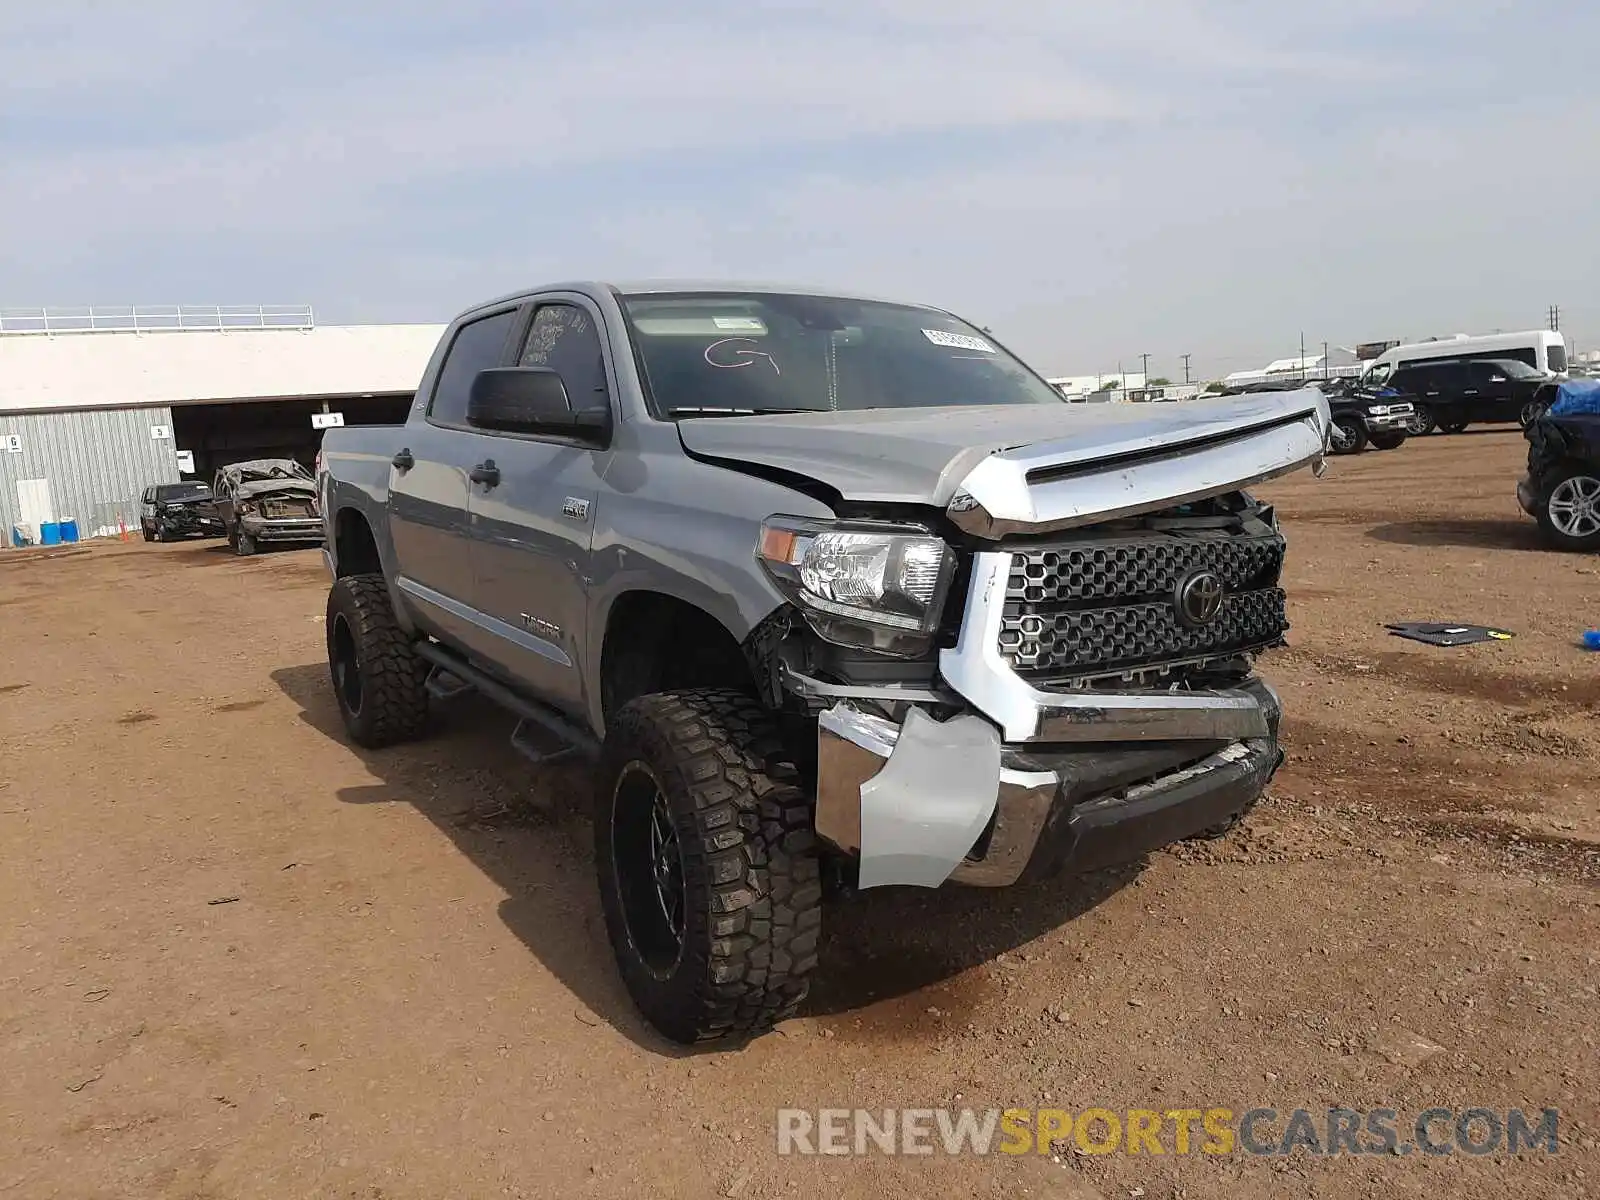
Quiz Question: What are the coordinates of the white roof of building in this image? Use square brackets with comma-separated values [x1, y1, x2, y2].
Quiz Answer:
[1046, 372, 1146, 395]
[0, 324, 445, 414]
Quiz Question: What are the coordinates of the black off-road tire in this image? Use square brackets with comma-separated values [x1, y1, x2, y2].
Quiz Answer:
[1439, 418, 1469, 435]
[142, 525, 155, 543]
[595, 689, 822, 1045]
[1329, 416, 1368, 455]
[325, 573, 429, 748]
[234, 527, 257, 556]
[1369, 431, 1407, 451]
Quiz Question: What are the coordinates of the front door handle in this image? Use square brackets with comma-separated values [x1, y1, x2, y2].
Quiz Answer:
[469, 460, 501, 487]
[392, 448, 414, 470]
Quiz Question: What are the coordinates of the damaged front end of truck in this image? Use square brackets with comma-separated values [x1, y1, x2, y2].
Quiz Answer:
[715, 389, 1332, 892]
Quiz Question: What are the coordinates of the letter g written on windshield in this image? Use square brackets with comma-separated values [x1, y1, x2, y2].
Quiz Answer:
[704, 338, 781, 375]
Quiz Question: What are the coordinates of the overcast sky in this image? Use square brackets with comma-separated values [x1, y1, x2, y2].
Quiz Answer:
[3, 1, 1595, 379]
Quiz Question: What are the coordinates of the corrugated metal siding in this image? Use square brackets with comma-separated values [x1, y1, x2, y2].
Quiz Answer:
[0, 407, 179, 545]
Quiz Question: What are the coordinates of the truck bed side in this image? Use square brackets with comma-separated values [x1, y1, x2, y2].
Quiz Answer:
[318, 425, 405, 578]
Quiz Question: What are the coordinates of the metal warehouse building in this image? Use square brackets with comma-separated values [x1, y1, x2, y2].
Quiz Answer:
[0, 306, 443, 545]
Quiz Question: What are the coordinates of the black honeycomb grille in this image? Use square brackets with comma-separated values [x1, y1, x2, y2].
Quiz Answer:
[999, 531, 1287, 679]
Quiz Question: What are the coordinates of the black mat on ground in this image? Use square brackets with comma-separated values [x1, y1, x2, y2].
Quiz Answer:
[1384, 621, 1514, 647]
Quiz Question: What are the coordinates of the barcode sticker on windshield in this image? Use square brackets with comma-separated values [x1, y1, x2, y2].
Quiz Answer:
[923, 329, 995, 353]
[714, 316, 767, 332]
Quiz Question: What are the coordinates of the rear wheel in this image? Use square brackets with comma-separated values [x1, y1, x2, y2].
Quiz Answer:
[1328, 416, 1368, 455]
[595, 689, 821, 1044]
[1538, 469, 1600, 551]
[325, 574, 430, 747]
[1439, 418, 1469, 434]
[1369, 431, 1407, 451]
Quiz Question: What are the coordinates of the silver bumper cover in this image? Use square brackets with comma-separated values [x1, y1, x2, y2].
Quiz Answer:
[817, 698, 1281, 889]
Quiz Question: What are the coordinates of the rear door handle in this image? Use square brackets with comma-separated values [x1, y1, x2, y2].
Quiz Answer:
[469, 460, 501, 487]
[392, 448, 414, 470]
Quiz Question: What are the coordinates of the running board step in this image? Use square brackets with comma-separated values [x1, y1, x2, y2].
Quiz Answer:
[425, 666, 474, 702]
[510, 719, 578, 766]
[412, 638, 600, 761]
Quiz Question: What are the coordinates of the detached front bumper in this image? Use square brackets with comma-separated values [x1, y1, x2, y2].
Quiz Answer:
[240, 515, 324, 543]
[815, 679, 1283, 889]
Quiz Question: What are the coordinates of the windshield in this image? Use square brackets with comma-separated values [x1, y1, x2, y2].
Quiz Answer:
[156, 483, 211, 501]
[618, 292, 1066, 416]
[1363, 363, 1394, 387]
[1548, 344, 1568, 373]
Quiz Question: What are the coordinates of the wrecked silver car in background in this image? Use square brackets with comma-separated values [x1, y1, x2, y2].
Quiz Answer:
[213, 458, 323, 557]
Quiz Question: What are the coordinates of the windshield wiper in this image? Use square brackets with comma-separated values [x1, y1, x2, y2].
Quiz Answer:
[666, 406, 822, 418]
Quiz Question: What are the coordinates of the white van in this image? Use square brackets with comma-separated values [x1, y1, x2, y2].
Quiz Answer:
[1362, 330, 1567, 387]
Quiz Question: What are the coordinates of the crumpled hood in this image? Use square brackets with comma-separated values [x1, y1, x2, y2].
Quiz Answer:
[233, 478, 318, 501]
[675, 391, 1328, 507]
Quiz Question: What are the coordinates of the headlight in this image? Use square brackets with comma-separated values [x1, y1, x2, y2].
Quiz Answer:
[757, 517, 956, 657]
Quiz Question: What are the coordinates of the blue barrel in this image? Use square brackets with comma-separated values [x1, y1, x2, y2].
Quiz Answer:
[40, 522, 62, 545]
[59, 520, 80, 543]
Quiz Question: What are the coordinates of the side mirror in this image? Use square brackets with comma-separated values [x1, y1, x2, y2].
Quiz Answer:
[466, 367, 609, 440]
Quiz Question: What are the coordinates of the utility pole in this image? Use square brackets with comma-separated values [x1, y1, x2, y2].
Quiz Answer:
[1181, 353, 1192, 384]
[1322, 341, 1329, 381]
[1549, 304, 1561, 331]
[1139, 353, 1151, 386]
[1299, 331, 1306, 382]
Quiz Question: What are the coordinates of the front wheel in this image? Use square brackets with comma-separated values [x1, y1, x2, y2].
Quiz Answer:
[595, 689, 821, 1044]
[1538, 469, 1600, 551]
[1521, 400, 1549, 428]
[234, 527, 257, 556]
[325, 574, 430, 747]
[1406, 405, 1437, 436]
[1329, 416, 1368, 455]
[1369, 431, 1407, 451]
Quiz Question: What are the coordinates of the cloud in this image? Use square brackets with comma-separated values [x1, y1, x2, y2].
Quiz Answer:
[3, 1, 1597, 376]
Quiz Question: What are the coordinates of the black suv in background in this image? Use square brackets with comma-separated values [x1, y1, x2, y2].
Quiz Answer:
[139, 482, 224, 542]
[1319, 381, 1413, 454]
[1370, 358, 1562, 435]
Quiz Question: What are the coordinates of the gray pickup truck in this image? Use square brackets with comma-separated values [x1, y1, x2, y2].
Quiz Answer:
[317, 281, 1331, 1044]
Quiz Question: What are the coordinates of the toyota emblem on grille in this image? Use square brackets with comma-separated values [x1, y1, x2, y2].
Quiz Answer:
[1175, 569, 1226, 627]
